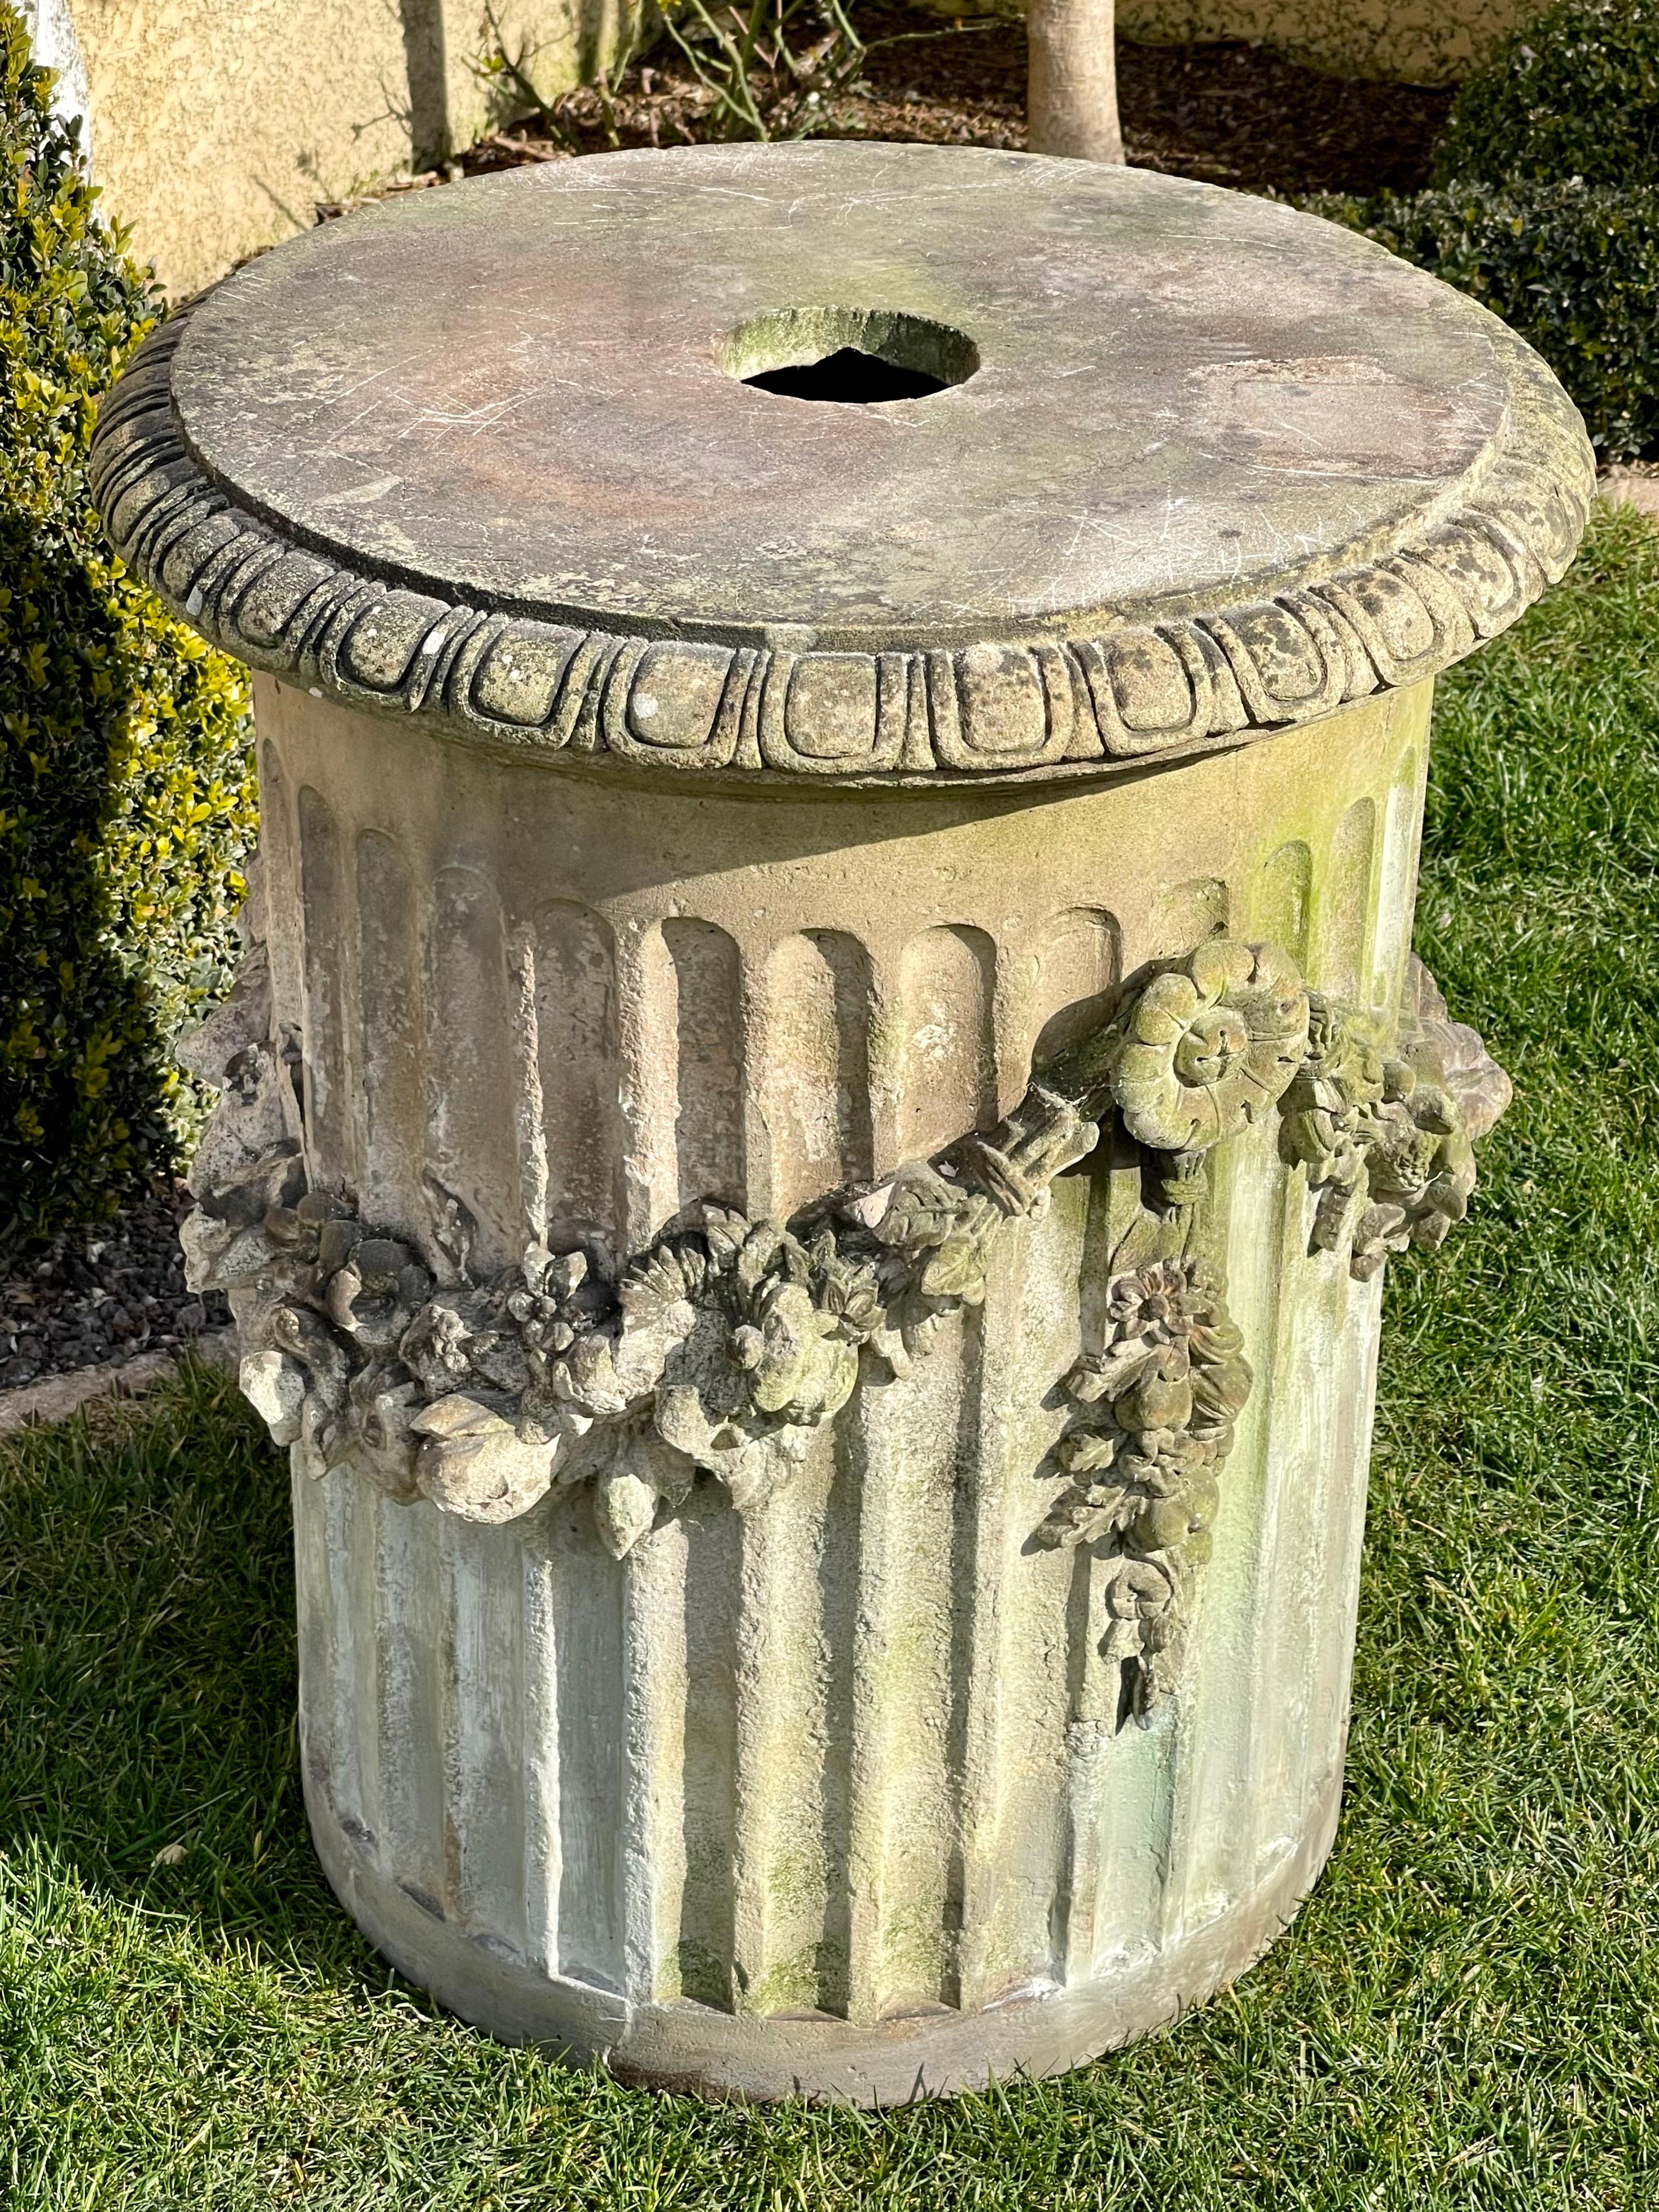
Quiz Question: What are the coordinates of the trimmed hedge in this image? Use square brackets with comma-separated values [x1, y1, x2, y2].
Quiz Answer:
[1307, 1, 1659, 462]
[0, 11, 256, 1247]
[1432, 0, 1659, 191]
[1307, 178, 1659, 462]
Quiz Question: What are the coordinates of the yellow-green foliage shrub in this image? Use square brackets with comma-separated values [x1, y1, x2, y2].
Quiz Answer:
[0, 12, 256, 1246]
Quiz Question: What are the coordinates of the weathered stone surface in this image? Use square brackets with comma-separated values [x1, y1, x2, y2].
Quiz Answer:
[1601, 467, 1659, 524]
[92, 144, 1592, 788]
[190, 672, 1505, 2097]
[103, 145, 1588, 2100]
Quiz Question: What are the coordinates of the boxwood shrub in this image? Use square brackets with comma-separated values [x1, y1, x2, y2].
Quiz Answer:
[1431, 0, 1659, 191]
[0, 10, 256, 1248]
[1309, 0, 1659, 461]
[1306, 178, 1659, 462]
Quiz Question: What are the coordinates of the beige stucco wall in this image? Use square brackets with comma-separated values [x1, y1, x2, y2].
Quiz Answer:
[1117, 0, 1535, 84]
[72, 0, 639, 300]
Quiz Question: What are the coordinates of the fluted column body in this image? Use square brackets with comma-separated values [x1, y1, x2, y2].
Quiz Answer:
[265, 673, 1423, 2094]
[90, 139, 1590, 2099]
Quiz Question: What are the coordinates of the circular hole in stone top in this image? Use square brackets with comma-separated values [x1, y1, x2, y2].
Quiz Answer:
[723, 307, 979, 405]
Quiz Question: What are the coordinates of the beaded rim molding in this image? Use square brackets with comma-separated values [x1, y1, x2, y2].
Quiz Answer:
[91, 312, 1595, 785]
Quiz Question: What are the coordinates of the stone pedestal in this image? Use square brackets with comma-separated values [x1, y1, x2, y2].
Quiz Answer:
[91, 142, 1591, 2100]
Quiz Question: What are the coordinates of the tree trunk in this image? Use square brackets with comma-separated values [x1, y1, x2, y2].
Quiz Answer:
[1026, 0, 1123, 163]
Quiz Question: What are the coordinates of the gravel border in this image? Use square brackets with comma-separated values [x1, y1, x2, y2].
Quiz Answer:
[1, 1183, 230, 1390]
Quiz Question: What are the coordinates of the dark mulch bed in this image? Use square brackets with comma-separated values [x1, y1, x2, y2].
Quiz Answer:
[1, 1184, 229, 1391]
[358, 9, 1451, 208]
[1121, 34, 1450, 193]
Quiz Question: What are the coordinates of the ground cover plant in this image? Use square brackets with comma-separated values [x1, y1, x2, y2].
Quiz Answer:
[1, 498, 1656, 2205]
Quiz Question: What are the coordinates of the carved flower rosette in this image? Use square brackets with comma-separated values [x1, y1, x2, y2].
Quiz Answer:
[1113, 938, 1311, 1153]
[182, 882, 1508, 1723]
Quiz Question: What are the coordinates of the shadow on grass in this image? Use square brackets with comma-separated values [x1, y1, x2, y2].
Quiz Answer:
[0, 1358, 393, 1981]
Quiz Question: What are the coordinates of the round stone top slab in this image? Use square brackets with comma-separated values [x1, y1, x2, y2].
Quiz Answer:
[93, 142, 1594, 786]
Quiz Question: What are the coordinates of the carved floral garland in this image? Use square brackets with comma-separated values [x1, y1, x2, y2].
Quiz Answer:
[182, 910, 1507, 1718]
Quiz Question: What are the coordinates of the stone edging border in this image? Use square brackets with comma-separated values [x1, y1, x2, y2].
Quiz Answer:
[1601, 466, 1659, 523]
[91, 311, 1596, 784]
[0, 1329, 238, 1439]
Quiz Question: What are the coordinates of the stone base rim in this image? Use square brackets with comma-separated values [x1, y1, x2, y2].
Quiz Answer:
[304, 1755, 1344, 2103]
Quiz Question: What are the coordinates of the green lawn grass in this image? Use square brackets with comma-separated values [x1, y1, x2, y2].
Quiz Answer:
[4, 503, 1658, 2209]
